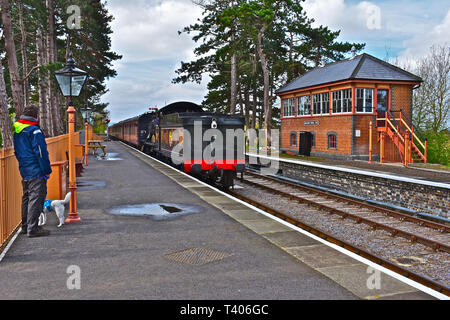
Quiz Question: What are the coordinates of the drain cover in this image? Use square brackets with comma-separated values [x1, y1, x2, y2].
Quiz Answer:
[164, 247, 232, 265]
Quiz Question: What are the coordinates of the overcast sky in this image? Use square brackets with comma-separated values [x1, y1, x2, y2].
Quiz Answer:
[100, 0, 450, 123]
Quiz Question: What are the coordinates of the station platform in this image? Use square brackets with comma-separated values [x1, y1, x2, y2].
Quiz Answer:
[0, 141, 437, 300]
[278, 153, 450, 185]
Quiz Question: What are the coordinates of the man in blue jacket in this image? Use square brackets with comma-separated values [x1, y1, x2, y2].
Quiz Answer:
[13, 105, 52, 237]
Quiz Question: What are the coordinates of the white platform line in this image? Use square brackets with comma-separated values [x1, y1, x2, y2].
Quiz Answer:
[0, 229, 20, 264]
[247, 153, 450, 189]
[123, 142, 449, 300]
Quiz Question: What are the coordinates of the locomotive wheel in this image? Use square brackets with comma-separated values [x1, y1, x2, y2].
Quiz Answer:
[220, 171, 236, 190]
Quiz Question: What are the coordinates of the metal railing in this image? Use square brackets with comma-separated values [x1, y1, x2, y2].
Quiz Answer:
[0, 132, 79, 246]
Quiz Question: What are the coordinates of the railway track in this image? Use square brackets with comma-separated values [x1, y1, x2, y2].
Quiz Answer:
[242, 171, 450, 253]
[230, 170, 450, 296]
[123, 142, 450, 297]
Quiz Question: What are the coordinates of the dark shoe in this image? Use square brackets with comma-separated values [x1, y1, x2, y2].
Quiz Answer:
[20, 227, 27, 234]
[28, 229, 50, 238]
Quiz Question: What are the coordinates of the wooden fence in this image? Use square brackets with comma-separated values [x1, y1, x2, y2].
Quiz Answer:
[0, 132, 79, 247]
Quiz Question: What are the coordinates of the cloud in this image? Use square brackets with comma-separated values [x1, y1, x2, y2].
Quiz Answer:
[101, 0, 208, 122]
[302, 0, 449, 60]
[302, 0, 382, 35]
[106, 0, 202, 63]
[399, 8, 450, 59]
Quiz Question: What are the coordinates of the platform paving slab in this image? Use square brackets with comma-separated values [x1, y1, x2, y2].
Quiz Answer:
[0, 141, 360, 300]
[124, 143, 436, 301]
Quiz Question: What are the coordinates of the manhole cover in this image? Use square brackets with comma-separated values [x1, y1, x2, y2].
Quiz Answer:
[164, 247, 232, 265]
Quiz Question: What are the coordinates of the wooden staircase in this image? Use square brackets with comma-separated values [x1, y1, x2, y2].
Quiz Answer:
[376, 110, 427, 165]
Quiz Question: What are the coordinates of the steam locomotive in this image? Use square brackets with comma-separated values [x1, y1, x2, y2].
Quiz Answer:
[108, 101, 245, 188]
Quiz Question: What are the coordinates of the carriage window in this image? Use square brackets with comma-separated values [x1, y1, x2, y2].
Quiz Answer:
[327, 133, 337, 150]
[290, 132, 297, 146]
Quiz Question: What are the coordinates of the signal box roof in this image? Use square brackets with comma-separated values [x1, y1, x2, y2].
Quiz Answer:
[276, 53, 422, 94]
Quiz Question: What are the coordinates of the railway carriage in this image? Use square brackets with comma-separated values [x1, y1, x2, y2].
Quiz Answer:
[109, 101, 245, 188]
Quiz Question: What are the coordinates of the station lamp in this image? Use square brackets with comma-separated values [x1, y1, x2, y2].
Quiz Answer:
[54, 52, 88, 103]
[53, 51, 88, 224]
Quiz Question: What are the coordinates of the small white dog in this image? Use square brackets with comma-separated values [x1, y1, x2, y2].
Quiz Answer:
[38, 192, 71, 227]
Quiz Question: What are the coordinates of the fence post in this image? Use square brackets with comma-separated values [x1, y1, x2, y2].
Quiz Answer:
[0, 148, 6, 243]
[85, 120, 89, 166]
[404, 132, 409, 167]
[380, 132, 384, 164]
[369, 121, 373, 164]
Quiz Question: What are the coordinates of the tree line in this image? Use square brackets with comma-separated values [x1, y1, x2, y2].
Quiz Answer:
[173, 0, 364, 132]
[396, 44, 450, 165]
[0, 0, 121, 148]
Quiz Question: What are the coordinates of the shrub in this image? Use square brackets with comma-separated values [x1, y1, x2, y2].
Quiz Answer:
[426, 131, 450, 166]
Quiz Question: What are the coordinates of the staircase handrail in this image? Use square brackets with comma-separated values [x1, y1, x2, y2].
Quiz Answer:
[398, 109, 427, 142]
[385, 112, 405, 144]
[387, 111, 406, 136]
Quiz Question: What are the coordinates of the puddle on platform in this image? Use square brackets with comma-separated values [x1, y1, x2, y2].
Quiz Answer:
[77, 180, 106, 191]
[96, 152, 123, 161]
[106, 203, 201, 221]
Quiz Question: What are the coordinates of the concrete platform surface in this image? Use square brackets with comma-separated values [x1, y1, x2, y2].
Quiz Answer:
[0, 141, 435, 300]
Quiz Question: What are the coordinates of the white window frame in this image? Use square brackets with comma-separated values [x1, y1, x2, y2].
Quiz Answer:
[332, 89, 352, 114]
[321, 92, 330, 114]
[312, 94, 321, 115]
[356, 88, 373, 113]
[283, 98, 295, 117]
[297, 95, 311, 116]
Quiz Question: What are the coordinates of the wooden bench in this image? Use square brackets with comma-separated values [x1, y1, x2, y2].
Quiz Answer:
[88, 140, 106, 157]
[67, 145, 85, 177]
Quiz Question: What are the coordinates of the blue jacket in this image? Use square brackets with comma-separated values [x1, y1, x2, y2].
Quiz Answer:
[13, 118, 52, 180]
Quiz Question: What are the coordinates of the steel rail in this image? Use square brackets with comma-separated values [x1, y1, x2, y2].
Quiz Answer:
[228, 190, 450, 297]
[120, 142, 450, 296]
[241, 175, 450, 254]
[245, 171, 449, 233]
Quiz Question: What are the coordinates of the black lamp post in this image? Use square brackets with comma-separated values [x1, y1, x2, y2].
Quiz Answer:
[53, 52, 88, 223]
[81, 103, 91, 165]
[54, 52, 88, 105]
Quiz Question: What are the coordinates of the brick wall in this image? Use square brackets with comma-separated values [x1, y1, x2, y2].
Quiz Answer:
[391, 84, 413, 118]
[278, 161, 449, 218]
[282, 116, 352, 156]
[279, 82, 415, 161]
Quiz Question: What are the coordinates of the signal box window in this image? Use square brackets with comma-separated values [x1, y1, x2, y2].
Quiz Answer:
[297, 95, 311, 116]
[290, 132, 297, 146]
[356, 88, 373, 113]
[327, 132, 337, 150]
[283, 98, 295, 117]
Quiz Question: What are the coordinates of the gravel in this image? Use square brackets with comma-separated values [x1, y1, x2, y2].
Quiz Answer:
[236, 183, 450, 286]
